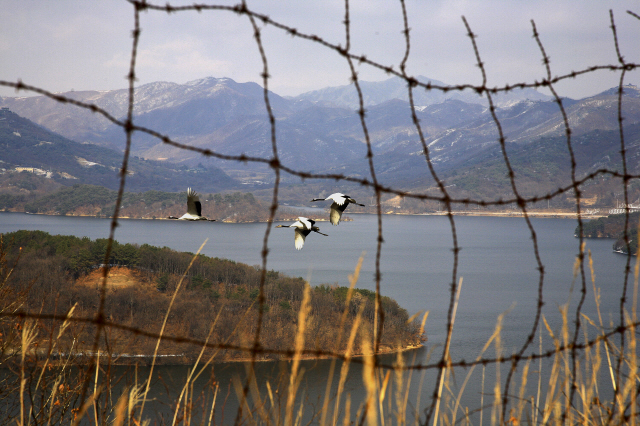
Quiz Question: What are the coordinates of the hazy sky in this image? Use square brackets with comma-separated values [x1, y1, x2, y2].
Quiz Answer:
[1, 1, 638, 100]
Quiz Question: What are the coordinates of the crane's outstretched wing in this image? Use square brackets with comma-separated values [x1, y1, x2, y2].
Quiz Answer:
[330, 206, 342, 225]
[186, 188, 201, 216]
[294, 228, 308, 250]
[347, 197, 365, 207]
[330, 202, 348, 225]
[297, 217, 314, 228]
[331, 193, 348, 205]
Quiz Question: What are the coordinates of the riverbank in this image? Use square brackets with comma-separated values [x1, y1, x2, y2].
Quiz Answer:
[13, 210, 347, 223]
[226, 342, 425, 364]
[425, 210, 607, 219]
[12, 342, 424, 367]
[7, 208, 605, 222]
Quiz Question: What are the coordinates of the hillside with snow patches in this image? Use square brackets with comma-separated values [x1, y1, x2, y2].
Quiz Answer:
[2, 77, 640, 196]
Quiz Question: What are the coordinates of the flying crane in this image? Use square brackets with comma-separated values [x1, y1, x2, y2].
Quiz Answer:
[168, 188, 213, 221]
[311, 193, 365, 225]
[275, 217, 328, 250]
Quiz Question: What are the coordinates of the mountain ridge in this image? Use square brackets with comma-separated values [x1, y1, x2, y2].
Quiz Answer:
[289, 75, 553, 109]
[0, 108, 236, 193]
[2, 77, 639, 206]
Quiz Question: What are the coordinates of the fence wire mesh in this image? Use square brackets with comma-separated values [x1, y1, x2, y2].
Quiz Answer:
[1, 1, 640, 425]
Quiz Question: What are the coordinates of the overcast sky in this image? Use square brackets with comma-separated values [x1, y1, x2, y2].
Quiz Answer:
[1, 1, 638, 100]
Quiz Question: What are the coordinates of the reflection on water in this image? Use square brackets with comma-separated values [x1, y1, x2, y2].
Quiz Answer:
[99, 346, 430, 424]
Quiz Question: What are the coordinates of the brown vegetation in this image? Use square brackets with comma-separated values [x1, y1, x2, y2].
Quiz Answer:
[0, 231, 423, 365]
[75, 266, 146, 289]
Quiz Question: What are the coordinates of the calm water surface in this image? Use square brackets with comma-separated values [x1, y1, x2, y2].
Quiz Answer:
[0, 212, 630, 422]
[0, 212, 628, 346]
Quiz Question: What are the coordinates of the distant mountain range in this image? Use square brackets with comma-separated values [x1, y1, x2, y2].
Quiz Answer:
[1, 76, 640, 204]
[0, 108, 235, 193]
[288, 75, 551, 109]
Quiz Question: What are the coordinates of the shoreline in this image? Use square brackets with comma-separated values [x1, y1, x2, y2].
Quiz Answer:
[4, 209, 607, 222]
[421, 210, 607, 219]
[17, 343, 424, 367]
[215, 343, 424, 365]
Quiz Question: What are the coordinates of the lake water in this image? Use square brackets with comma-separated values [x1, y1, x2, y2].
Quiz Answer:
[0, 212, 631, 423]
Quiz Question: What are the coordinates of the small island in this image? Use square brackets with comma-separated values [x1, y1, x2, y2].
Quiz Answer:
[0, 230, 424, 364]
[576, 212, 640, 255]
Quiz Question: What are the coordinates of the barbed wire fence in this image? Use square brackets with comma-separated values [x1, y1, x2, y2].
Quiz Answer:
[1, 1, 640, 424]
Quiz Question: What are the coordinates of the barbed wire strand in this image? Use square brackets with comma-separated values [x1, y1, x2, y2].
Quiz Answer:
[337, 0, 387, 357]
[4, 310, 638, 373]
[529, 19, 590, 424]
[232, 1, 282, 424]
[127, 2, 640, 100]
[76, 0, 144, 414]
[393, 2, 463, 425]
[457, 16, 548, 425]
[608, 10, 634, 423]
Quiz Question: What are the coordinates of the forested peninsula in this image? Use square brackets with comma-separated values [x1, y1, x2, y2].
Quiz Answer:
[577, 212, 639, 255]
[0, 230, 424, 364]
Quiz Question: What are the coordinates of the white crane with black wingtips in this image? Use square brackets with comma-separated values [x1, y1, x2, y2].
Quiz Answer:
[168, 188, 214, 221]
[310, 193, 365, 225]
[275, 217, 328, 250]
